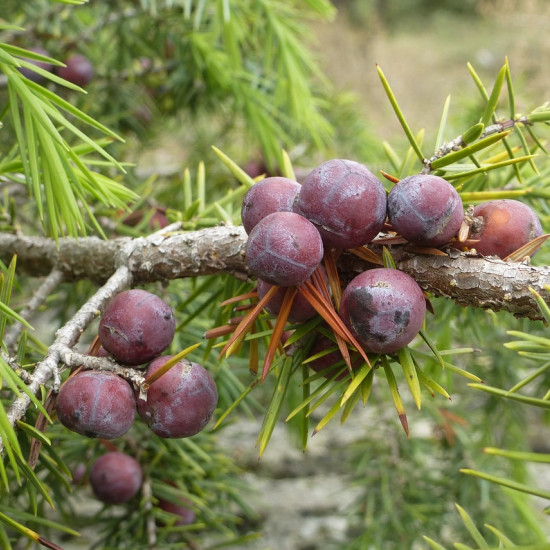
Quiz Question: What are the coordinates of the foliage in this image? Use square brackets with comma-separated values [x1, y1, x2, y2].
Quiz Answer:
[2, 0, 337, 167]
[1, 1, 550, 550]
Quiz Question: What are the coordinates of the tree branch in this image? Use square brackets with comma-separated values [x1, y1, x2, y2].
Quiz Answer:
[0, 224, 248, 284]
[1, 225, 550, 321]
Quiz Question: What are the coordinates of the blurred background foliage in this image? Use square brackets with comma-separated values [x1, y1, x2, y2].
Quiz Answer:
[2, 0, 550, 549]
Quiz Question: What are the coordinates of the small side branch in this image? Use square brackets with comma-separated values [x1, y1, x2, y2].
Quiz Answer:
[58, 348, 146, 388]
[424, 116, 530, 172]
[0, 265, 133, 455]
[4, 269, 65, 352]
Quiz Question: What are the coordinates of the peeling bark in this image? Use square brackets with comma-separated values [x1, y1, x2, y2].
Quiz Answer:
[395, 249, 550, 320]
[126, 224, 249, 284]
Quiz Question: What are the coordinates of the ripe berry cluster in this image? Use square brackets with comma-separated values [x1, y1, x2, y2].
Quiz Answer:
[56, 289, 218, 441]
[242, 158, 543, 358]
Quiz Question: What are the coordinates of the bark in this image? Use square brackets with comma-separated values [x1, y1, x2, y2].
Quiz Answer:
[1, 225, 550, 320]
[393, 249, 550, 320]
[0, 224, 248, 284]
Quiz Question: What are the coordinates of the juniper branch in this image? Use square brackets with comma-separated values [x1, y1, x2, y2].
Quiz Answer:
[0, 224, 248, 284]
[2, 349, 31, 384]
[1, 226, 550, 321]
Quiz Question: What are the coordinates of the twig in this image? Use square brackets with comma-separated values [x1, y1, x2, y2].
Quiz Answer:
[4, 269, 65, 352]
[0, 225, 249, 284]
[58, 348, 146, 389]
[423, 116, 530, 172]
[341, 246, 550, 321]
[1, 349, 31, 384]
